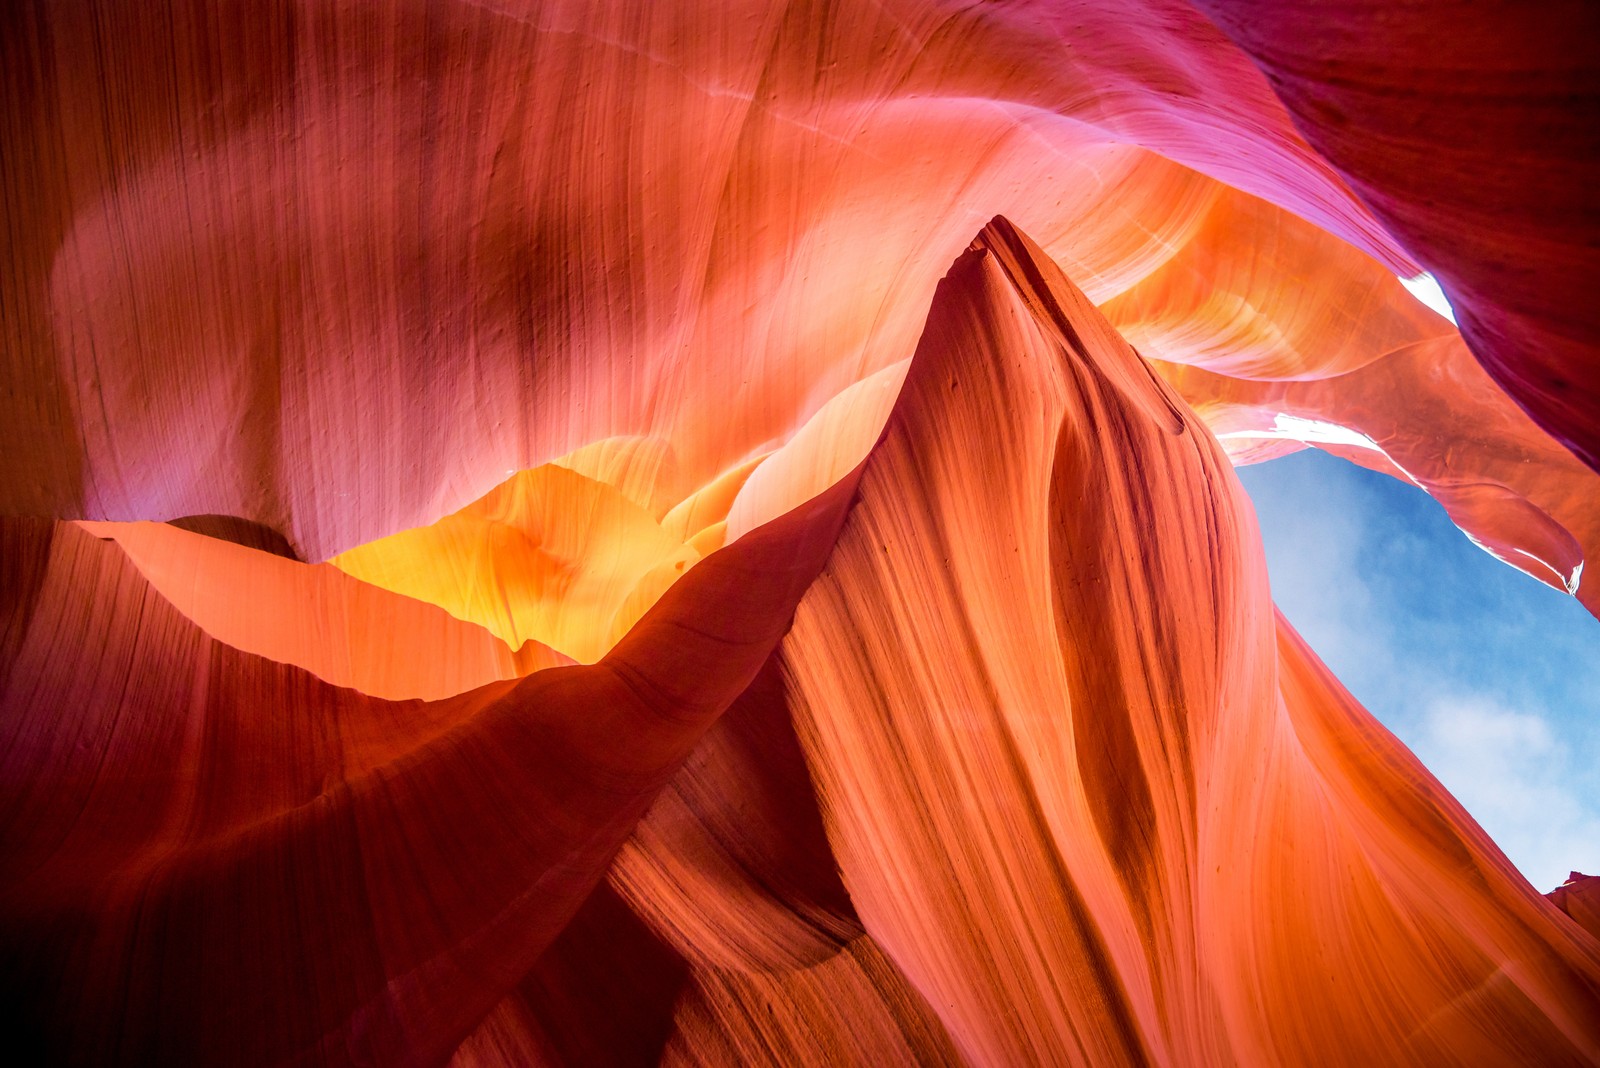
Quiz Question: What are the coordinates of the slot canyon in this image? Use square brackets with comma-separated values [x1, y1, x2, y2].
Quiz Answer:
[2, 1, 1597, 1064]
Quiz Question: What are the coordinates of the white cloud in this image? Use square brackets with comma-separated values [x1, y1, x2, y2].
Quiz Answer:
[1237, 454, 1396, 700]
[1410, 696, 1600, 891]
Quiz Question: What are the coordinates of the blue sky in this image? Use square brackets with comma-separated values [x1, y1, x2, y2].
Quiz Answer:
[1238, 448, 1600, 892]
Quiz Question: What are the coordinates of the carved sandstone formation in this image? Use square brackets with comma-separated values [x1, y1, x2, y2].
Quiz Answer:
[774, 219, 1600, 1065]
[1552, 875, 1600, 943]
[5, 0, 1593, 601]
[1191, 0, 1600, 471]
[2, 1, 1597, 1065]
[6, 218, 1596, 1065]
[0, 474, 860, 1063]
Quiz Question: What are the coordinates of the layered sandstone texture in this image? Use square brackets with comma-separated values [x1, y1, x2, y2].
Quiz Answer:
[2, 0, 1597, 1065]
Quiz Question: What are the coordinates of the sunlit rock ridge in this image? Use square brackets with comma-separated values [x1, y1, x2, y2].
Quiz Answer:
[1, 1, 1596, 1064]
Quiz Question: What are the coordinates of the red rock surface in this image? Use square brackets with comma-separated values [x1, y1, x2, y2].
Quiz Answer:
[777, 220, 1600, 1064]
[1, 473, 859, 1063]
[1552, 875, 1600, 943]
[0, 0, 1434, 560]
[1192, 0, 1600, 471]
[2, 1, 1597, 1064]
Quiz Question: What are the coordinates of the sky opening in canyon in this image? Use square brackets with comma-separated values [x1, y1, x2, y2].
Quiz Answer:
[1242, 448, 1600, 891]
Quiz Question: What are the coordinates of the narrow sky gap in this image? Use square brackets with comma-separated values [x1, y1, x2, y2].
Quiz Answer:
[1399, 271, 1458, 323]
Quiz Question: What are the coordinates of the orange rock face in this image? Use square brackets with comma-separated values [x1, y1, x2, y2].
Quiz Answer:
[2, 1, 1597, 1064]
[780, 221, 1599, 1063]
